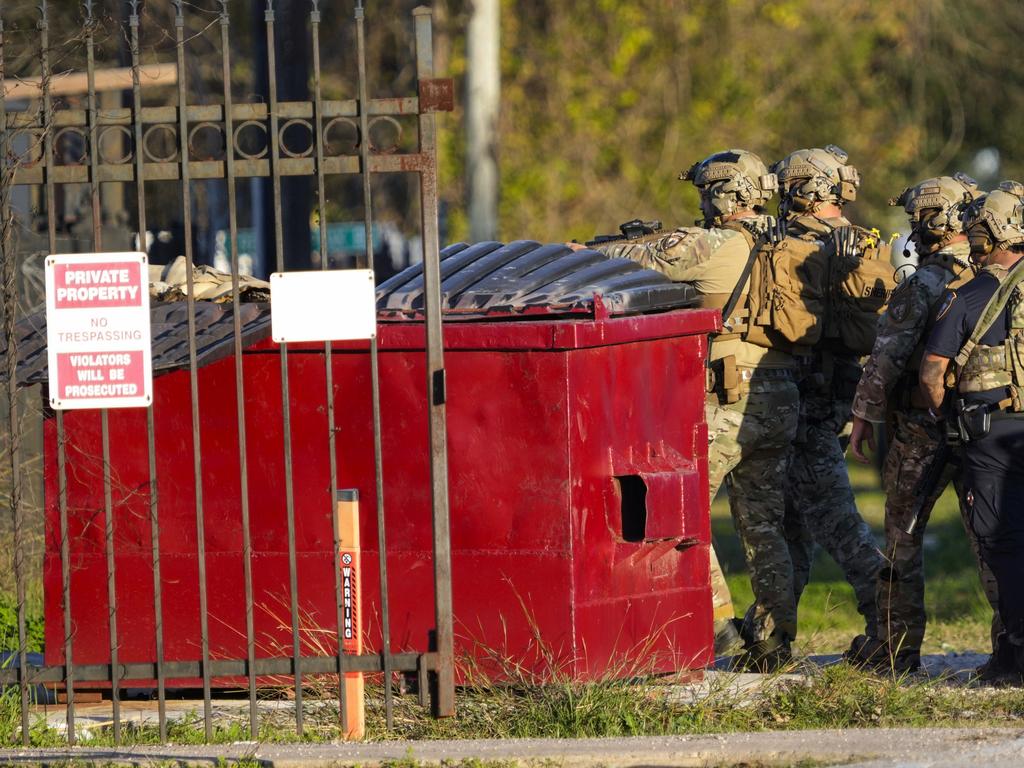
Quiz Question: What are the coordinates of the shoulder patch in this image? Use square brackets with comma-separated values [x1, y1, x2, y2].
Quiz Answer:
[659, 233, 684, 251]
[650, 227, 714, 267]
[935, 291, 957, 322]
[887, 282, 914, 324]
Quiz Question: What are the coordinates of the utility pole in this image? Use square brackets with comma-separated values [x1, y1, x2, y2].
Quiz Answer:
[466, 0, 499, 242]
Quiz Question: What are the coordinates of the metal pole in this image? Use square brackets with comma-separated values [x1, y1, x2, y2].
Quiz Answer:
[355, 0, 394, 729]
[173, 0, 213, 740]
[0, 5, 29, 747]
[309, 0, 348, 730]
[465, 0, 500, 242]
[413, 6, 455, 718]
[84, 2, 122, 742]
[218, 0, 259, 740]
[40, 0, 76, 744]
[264, 0, 304, 735]
[129, 0, 167, 741]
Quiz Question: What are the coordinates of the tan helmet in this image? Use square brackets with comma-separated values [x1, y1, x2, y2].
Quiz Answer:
[772, 145, 859, 216]
[680, 149, 778, 225]
[889, 172, 980, 252]
[961, 180, 1024, 257]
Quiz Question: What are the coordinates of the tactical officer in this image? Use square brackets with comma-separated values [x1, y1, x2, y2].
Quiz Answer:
[921, 183, 1024, 683]
[846, 174, 1003, 675]
[584, 150, 801, 668]
[768, 146, 884, 642]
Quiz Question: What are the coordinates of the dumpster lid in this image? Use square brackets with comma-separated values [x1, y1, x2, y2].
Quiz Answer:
[3, 241, 700, 386]
[0, 302, 271, 387]
[376, 240, 697, 319]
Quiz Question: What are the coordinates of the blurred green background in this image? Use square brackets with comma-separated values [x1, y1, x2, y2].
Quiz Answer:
[437, 0, 1024, 245]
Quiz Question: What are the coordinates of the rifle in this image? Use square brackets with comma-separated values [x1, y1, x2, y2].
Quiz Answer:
[584, 218, 662, 248]
[904, 422, 957, 535]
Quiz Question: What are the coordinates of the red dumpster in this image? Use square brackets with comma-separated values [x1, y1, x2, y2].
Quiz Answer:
[42, 241, 720, 681]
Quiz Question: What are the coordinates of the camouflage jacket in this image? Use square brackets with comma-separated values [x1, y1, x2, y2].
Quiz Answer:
[851, 240, 973, 422]
[597, 216, 795, 369]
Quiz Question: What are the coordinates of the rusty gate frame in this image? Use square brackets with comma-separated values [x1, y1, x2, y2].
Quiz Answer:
[0, 0, 455, 744]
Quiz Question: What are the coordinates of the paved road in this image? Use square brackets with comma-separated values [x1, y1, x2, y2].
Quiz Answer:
[1, 727, 1023, 767]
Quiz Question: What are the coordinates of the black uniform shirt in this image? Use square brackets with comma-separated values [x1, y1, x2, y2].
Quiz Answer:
[925, 269, 1013, 407]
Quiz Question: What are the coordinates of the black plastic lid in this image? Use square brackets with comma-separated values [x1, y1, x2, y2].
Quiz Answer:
[376, 240, 697, 319]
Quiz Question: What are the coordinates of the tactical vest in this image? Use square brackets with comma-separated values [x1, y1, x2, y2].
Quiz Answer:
[711, 218, 895, 355]
[825, 226, 897, 355]
[954, 263, 1024, 410]
[743, 233, 828, 351]
[704, 221, 759, 343]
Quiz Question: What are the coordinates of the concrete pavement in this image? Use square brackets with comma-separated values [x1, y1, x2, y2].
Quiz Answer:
[1, 727, 1023, 766]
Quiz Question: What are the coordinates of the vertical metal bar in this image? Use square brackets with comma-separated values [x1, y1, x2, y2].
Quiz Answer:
[412, 6, 455, 718]
[84, 1, 101, 246]
[100, 409, 120, 742]
[263, 0, 303, 735]
[218, 0, 258, 740]
[355, 0, 393, 729]
[0, 6, 29, 748]
[40, 0, 76, 744]
[129, 2, 166, 741]
[144, 408, 166, 733]
[309, 0, 347, 731]
[173, 0, 213, 740]
[84, 1, 122, 742]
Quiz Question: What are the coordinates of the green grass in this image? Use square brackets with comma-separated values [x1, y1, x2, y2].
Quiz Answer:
[4, 654, 1024, 747]
[0, 596, 45, 654]
[711, 458, 992, 655]
[0, 454, 1008, 749]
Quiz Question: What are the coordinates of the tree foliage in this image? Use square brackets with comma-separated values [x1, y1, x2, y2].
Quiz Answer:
[438, 0, 1024, 243]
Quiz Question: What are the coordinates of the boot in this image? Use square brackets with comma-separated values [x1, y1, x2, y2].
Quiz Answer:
[734, 635, 793, 673]
[713, 618, 745, 657]
[844, 634, 920, 675]
[885, 649, 921, 675]
[843, 634, 889, 668]
[974, 633, 1016, 683]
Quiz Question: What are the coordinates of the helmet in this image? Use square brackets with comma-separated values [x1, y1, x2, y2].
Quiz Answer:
[680, 149, 778, 225]
[889, 172, 980, 253]
[772, 144, 859, 216]
[961, 180, 1024, 258]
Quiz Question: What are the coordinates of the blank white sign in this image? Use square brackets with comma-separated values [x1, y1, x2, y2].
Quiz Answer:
[270, 269, 377, 343]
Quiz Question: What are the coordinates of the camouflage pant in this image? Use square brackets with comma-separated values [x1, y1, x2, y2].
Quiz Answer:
[705, 378, 801, 642]
[709, 546, 734, 622]
[783, 391, 884, 637]
[878, 411, 1001, 653]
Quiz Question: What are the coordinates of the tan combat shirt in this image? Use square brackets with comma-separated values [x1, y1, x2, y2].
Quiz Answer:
[598, 221, 795, 370]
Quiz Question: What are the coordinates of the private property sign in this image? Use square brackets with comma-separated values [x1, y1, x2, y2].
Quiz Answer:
[45, 252, 152, 410]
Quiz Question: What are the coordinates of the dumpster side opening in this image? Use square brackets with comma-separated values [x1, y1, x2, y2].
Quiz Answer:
[615, 475, 648, 542]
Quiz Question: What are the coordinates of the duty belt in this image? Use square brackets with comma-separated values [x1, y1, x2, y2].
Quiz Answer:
[707, 358, 794, 405]
[738, 367, 794, 382]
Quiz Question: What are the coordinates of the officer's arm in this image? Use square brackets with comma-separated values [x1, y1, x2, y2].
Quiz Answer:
[919, 353, 951, 411]
[591, 229, 715, 282]
[565, 237, 672, 267]
[851, 279, 932, 424]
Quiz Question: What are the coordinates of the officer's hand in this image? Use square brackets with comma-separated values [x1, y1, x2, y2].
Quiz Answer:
[565, 241, 587, 252]
[849, 415, 876, 464]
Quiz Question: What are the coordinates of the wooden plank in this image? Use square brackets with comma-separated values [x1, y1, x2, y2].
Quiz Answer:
[2, 64, 176, 99]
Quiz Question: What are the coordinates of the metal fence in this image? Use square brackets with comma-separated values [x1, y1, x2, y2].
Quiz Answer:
[0, 0, 454, 745]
